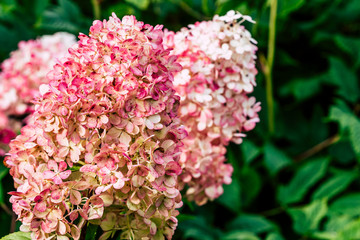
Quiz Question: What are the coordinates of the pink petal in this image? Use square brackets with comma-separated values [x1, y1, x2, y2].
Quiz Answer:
[80, 164, 98, 173]
[60, 170, 72, 180]
[70, 148, 80, 162]
[70, 190, 82, 205]
[53, 175, 63, 184]
[113, 179, 125, 189]
[43, 171, 56, 179]
[165, 161, 182, 176]
[35, 201, 47, 212]
[58, 161, 68, 172]
[51, 190, 62, 201]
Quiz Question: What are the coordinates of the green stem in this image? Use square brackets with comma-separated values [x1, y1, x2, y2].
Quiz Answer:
[91, 0, 101, 20]
[265, 0, 277, 135]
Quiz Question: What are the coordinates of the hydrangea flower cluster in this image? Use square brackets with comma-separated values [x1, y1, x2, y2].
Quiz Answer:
[0, 32, 76, 155]
[5, 14, 186, 240]
[164, 10, 261, 205]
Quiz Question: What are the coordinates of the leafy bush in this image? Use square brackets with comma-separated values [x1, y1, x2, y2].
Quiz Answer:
[0, 0, 359, 239]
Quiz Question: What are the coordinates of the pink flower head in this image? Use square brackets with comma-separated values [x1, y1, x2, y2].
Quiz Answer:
[5, 13, 185, 240]
[164, 10, 260, 204]
[0, 32, 76, 155]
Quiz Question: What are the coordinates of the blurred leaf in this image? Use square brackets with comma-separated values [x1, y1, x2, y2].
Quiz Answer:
[329, 194, 360, 216]
[266, 232, 285, 240]
[177, 214, 196, 222]
[58, 0, 81, 18]
[327, 57, 360, 103]
[34, 0, 49, 17]
[278, 157, 329, 205]
[334, 35, 360, 68]
[311, 231, 337, 239]
[85, 224, 98, 240]
[0, 25, 17, 50]
[228, 214, 275, 234]
[222, 231, 260, 240]
[278, 0, 305, 18]
[39, 0, 89, 33]
[337, 219, 360, 240]
[217, 178, 241, 213]
[0, 168, 8, 181]
[325, 214, 353, 232]
[0, 231, 31, 240]
[328, 105, 360, 157]
[106, 3, 136, 17]
[125, 0, 150, 10]
[179, 216, 219, 240]
[264, 142, 291, 175]
[0, 0, 17, 20]
[288, 198, 328, 234]
[328, 140, 356, 165]
[202, 0, 211, 16]
[241, 140, 261, 165]
[215, 0, 250, 15]
[277, 50, 299, 66]
[0, 167, 7, 204]
[240, 167, 262, 206]
[280, 76, 324, 101]
[311, 171, 356, 200]
[0, 183, 3, 204]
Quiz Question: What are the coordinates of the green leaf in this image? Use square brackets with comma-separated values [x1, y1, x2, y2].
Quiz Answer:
[328, 105, 360, 157]
[222, 231, 260, 240]
[106, 3, 136, 17]
[34, 0, 49, 17]
[329, 194, 360, 216]
[288, 198, 328, 234]
[240, 167, 262, 206]
[0, 231, 31, 240]
[217, 178, 241, 213]
[279, 76, 324, 102]
[0, 25, 17, 50]
[329, 141, 356, 165]
[278, 157, 328, 205]
[266, 232, 285, 240]
[0, 183, 3, 204]
[311, 171, 356, 200]
[241, 140, 261, 165]
[85, 223, 98, 240]
[179, 217, 219, 240]
[125, 0, 150, 10]
[263, 142, 291, 175]
[338, 219, 360, 240]
[58, 0, 81, 18]
[311, 231, 337, 239]
[327, 57, 360, 103]
[334, 35, 360, 68]
[325, 214, 353, 232]
[228, 214, 275, 234]
[278, 0, 305, 18]
[0, 168, 8, 181]
[202, 0, 211, 16]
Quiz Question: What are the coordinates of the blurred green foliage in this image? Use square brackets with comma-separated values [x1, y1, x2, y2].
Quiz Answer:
[0, 0, 360, 239]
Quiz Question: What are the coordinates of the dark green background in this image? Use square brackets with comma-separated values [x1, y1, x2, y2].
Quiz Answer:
[0, 0, 360, 239]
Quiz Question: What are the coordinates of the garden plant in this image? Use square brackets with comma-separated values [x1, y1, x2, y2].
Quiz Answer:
[0, 0, 359, 240]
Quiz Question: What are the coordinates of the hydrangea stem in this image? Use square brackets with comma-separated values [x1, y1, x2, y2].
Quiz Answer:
[265, 0, 277, 135]
[91, 0, 101, 19]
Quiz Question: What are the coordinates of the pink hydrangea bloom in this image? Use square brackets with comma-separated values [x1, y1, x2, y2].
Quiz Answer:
[0, 32, 76, 154]
[164, 10, 261, 205]
[5, 14, 186, 240]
